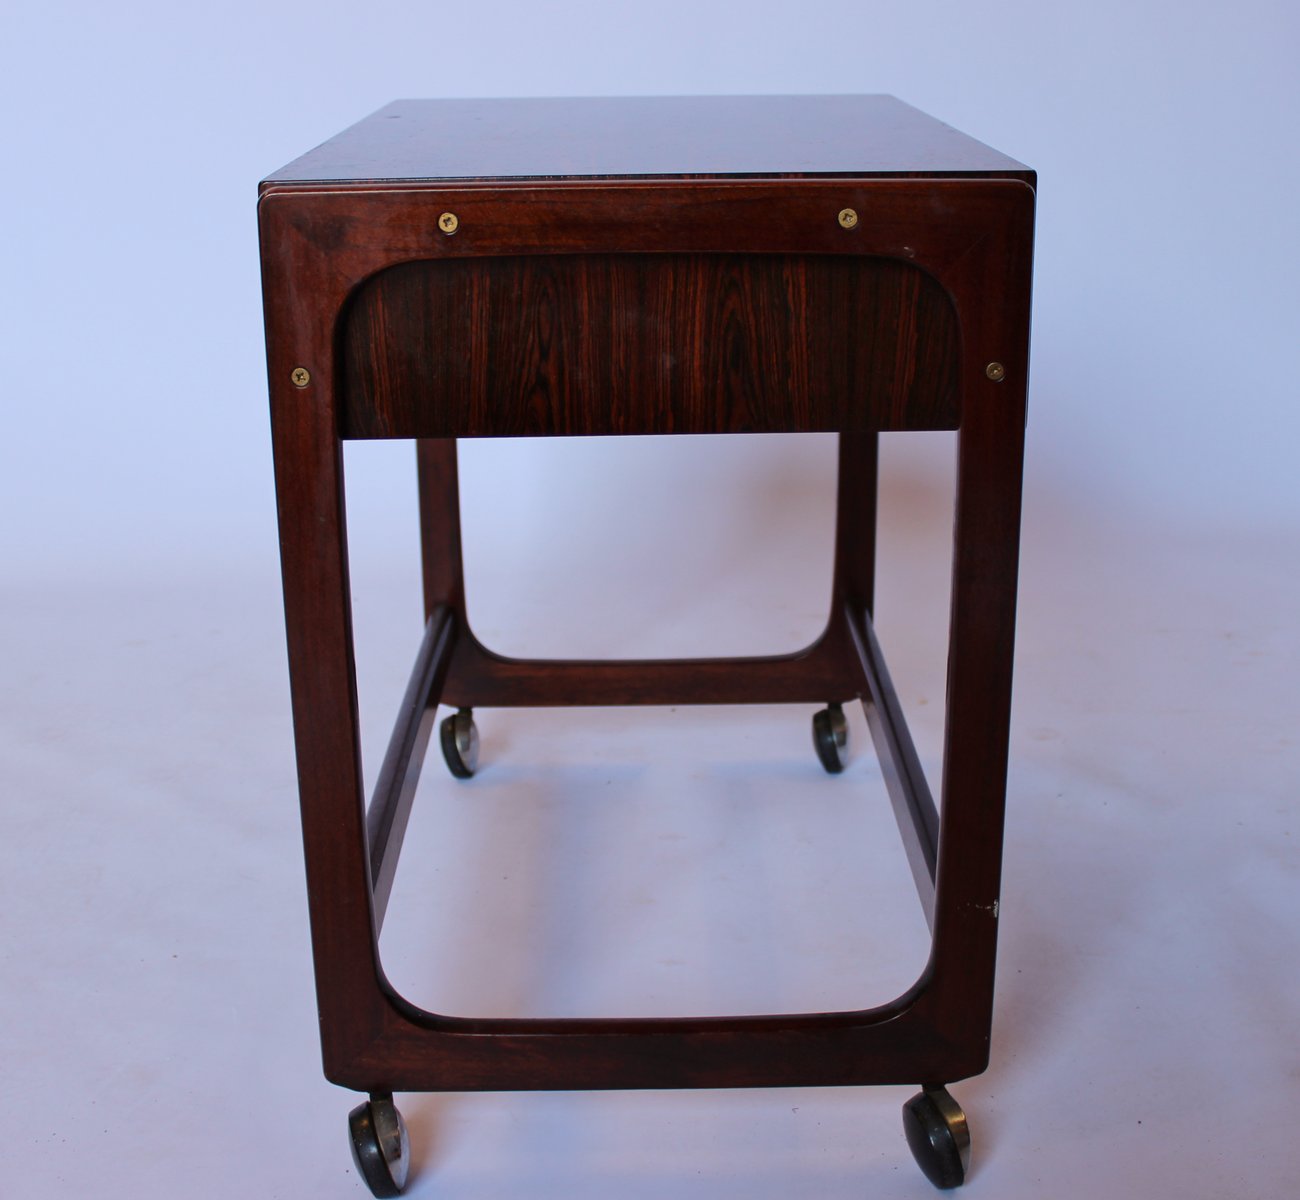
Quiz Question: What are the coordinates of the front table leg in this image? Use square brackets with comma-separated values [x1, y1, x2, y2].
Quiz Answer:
[270, 387, 387, 1079]
[927, 385, 1028, 1071]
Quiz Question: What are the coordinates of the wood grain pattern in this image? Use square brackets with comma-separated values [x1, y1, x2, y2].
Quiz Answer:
[341, 253, 958, 437]
[259, 97, 1036, 1102]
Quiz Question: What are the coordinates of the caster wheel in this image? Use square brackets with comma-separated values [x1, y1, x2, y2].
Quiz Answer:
[812, 703, 848, 774]
[903, 1087, 971, 1189]
[348, 1094, 410, 1197]
[440, 707, 479, 779]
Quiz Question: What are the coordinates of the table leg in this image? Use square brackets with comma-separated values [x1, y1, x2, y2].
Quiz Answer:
[271, 398, 385, 1077]
[928, 406, 1026, 1067]
[831, 431, 879, 618]
[416, 438, 466, 620]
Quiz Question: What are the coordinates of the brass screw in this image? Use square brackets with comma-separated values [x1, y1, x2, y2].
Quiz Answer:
[985, 361, 1006, 383]
[837, 208, 858, 229]
[438, 212, 459, 235]
[290, 367, 311, 388]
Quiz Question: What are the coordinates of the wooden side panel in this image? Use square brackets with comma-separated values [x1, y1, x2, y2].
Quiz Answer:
[340, 253, 958, 437]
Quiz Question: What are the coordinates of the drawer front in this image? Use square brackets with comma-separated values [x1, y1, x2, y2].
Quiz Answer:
[340, 252, 958, 438]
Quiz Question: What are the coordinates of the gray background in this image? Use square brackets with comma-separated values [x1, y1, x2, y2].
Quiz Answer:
[2, 1, 1296, 1196]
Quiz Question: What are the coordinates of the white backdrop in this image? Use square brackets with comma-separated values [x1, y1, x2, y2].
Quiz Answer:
[3, 0, 1298, 580]
[2, 3, 1296, 1197]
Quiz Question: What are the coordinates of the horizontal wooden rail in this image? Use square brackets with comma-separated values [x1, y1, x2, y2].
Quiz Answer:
[845, 603, 938, 929]
[443, 628, 858, 708]
[366, 607, 455, 930]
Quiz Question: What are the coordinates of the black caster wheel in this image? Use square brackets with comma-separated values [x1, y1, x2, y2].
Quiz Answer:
[903, 1086, 971, 1189]
[348, 1094, 410, 1197]
[812, 703, 848, 774]
[440, 707, 479, 779]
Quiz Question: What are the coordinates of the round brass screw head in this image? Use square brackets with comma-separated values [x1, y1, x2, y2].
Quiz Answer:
[837, 208, 859, 229]
[985, 361, 1006, 382]
[290, 367, 311, 388]
[438, 212, 459, 235]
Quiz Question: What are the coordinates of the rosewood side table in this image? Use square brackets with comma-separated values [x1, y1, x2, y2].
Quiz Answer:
[258, 95, 1035, 1196]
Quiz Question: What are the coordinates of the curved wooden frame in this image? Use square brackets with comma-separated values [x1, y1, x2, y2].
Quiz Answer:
[260, 176, 1034, 1093]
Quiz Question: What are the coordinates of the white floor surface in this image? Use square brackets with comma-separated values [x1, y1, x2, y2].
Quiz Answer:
[2, 442, 1296, 1198]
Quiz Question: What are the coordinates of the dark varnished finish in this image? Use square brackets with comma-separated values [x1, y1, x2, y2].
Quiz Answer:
[832, 432, 879, 618]
[415, 439, 464, 619]
[441, 634, 861, 710]
[341, 253, 959, 438]
[365, 608, 453, 930]
[847, 601, 939, 930]
[260, 96, 1034, 1099]
[265, 95, 1033, 185]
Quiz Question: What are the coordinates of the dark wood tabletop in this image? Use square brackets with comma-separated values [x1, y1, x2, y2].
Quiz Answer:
[263, 95, 1032, 186]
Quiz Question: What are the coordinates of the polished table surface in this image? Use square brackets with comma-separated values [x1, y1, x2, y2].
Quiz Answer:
[264, 94, 1033, 185]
